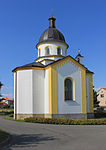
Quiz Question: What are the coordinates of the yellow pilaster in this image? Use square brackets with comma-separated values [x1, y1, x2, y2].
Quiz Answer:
[81, 70, 87, 113]
[88, 74, 94, 113]
[48, 66, 57, 114]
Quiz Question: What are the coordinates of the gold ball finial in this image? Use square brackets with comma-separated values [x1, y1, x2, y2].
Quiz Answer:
[78, 49, 80, 54]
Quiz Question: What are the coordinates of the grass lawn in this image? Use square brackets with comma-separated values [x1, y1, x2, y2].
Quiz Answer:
[4, 116, 106, 125]
[5, 116, 24, 122]
[0, 109, 14, 113]
[0, 109, 14, 116]
[0, 130, 9, 143]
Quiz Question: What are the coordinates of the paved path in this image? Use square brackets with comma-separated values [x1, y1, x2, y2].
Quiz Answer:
[0, 116, 106, 150]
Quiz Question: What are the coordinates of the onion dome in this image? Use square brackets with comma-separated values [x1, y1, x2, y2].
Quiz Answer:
[36, 16, 68, 48]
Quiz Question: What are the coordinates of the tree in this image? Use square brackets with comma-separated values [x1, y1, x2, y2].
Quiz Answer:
[93, 88, 99, 108]
[0, 81, 3, 98]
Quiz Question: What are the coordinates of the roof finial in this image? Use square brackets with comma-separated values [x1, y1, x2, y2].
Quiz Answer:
[48, 14, 56, 28]
[51, 8, 53, 17]
[78, 49, 80, 54]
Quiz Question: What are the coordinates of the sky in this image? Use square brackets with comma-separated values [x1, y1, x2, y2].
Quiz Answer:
[0, 0, 106, 98]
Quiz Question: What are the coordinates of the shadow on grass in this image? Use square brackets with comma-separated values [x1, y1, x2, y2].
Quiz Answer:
[3, 134, 56, 149]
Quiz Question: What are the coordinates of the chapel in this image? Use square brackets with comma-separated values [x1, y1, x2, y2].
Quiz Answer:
[13, 16, 94, 119]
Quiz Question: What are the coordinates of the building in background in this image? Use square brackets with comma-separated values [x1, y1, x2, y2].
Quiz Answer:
[13, 16, 94, 120]
[97, 88, 106, 110]
[0, 98, 14, 108]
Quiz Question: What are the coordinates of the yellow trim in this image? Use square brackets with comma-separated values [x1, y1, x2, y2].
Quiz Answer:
[81, 69, 87, 113]
[64, 77, 75, 101]
[44, 45, 52, 50]
[48, 66, 57, 114]
[87, 73, 93, 113]
[50, 56, 86, 71]
[13, 67, 45, 72]
[13, 56, 86, 72]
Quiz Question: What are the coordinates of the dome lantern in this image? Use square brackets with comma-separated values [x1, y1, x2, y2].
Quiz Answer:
[36, 16, 69, 48]
[48, 16, 56, 28]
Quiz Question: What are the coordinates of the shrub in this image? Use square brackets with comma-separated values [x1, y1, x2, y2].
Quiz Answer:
[94, 112, 106, 118]
[24, 117, 106, 125]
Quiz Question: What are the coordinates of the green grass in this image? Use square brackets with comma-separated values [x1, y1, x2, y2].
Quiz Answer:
[0, 109, 14, 116]
[4, 114, 106, 125]
[0, 130, 9, 143]
[0, 109, 14, 113]
[5, 116, 24, 122]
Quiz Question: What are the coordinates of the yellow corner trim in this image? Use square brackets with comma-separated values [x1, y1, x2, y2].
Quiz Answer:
[48, 66, 57, 114]
[88, 74, 93, 113]
[81, 70, 87, 113]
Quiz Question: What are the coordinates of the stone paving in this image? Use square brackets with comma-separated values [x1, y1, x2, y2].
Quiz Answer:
[0, 116, 106, 150]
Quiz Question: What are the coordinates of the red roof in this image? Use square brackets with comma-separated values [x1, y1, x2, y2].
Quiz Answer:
[98, 88, 106, 92]
[2, 98, 14, 101]
[0, 103, 7, 107]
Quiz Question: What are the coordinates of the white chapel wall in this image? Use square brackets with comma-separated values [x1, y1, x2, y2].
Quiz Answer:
[57, 62, 82, 114]
[37, 42, 67, 57]
[33, 69, 45, 114]
[17, 70, 33, 114]
[44, 69, 49, 113]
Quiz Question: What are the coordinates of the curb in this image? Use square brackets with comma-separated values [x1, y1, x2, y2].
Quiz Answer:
[0, 134, 11, 149]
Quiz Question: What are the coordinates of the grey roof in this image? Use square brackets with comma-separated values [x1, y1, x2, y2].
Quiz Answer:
[86, 69, 94, 74]
[12, 62, 44, 72]
[13, 56, 93, 74]
[39, 28, 65, 43]
[75, 53, 83, 59]
[36, 16, 69, 48]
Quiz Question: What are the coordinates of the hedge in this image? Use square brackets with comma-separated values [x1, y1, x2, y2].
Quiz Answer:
[24, 117, 106, 125]
[0, 109, 14, 116]
[94, 112, 106, 118]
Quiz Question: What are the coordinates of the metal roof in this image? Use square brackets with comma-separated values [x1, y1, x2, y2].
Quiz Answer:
[36, 16, 68, 48]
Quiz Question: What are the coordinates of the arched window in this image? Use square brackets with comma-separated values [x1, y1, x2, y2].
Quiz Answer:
[45, 46, 50, 56]
[57, 47, 61, 55]
[64, 78, 73, 100]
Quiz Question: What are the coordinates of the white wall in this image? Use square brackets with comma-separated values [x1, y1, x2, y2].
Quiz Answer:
[14, 73, 17, 117]
[37, 42, 67, 57]
[36, 56, 63, 63]
[33, 70, 45, 114]
[86, 76, 89, 112]
[76, 56, 83, 64]
[41, 60, 54, 65]
[44, 69, 49, 113]
[57, 62, 82, 114]
[15, 69, 48, 115]
[17, 70, 33, 114]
